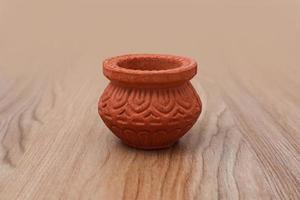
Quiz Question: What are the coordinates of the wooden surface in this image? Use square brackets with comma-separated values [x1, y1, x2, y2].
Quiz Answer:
[0, 0, 299, 199]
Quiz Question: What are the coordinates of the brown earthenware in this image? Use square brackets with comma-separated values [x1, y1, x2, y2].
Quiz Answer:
[98, 54, 202, 149]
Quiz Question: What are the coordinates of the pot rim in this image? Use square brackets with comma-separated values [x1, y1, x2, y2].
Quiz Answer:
[103, 54, 197, 85]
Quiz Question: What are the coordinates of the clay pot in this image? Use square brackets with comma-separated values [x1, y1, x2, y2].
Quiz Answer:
[98, 54, 202, 149]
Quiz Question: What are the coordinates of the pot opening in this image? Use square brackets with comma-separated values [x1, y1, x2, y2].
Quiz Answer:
[117, 57, 182, 71]
[103, 54, 197, 85]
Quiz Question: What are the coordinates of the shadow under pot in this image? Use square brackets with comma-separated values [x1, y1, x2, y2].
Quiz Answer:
[98, 54, 202, 150]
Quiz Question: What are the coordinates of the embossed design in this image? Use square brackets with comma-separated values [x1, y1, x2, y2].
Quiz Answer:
[98, 82, 202, 149]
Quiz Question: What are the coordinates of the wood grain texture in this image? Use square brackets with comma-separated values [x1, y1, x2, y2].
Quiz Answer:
[0, 0, 299, 199]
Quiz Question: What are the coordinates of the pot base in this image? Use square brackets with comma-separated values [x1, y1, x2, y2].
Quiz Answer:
[122, 141, 177, 150]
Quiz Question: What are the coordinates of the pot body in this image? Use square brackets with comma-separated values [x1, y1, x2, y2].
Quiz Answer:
[98, 81, 202, 149]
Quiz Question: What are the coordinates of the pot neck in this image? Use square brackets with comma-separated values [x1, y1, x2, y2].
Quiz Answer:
[110, 80, 189, 89]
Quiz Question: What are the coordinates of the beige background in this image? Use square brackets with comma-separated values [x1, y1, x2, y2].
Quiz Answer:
[0, 0, 299, 199]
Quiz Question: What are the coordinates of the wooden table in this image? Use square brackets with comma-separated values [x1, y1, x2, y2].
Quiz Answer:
[0, 1, 299, 199]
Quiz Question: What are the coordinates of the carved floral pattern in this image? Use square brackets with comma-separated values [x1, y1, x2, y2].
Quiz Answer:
[98, 82, 202, 148]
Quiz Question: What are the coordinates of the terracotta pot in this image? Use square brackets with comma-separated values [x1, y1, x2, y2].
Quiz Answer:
[98, 54, 202, 149]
